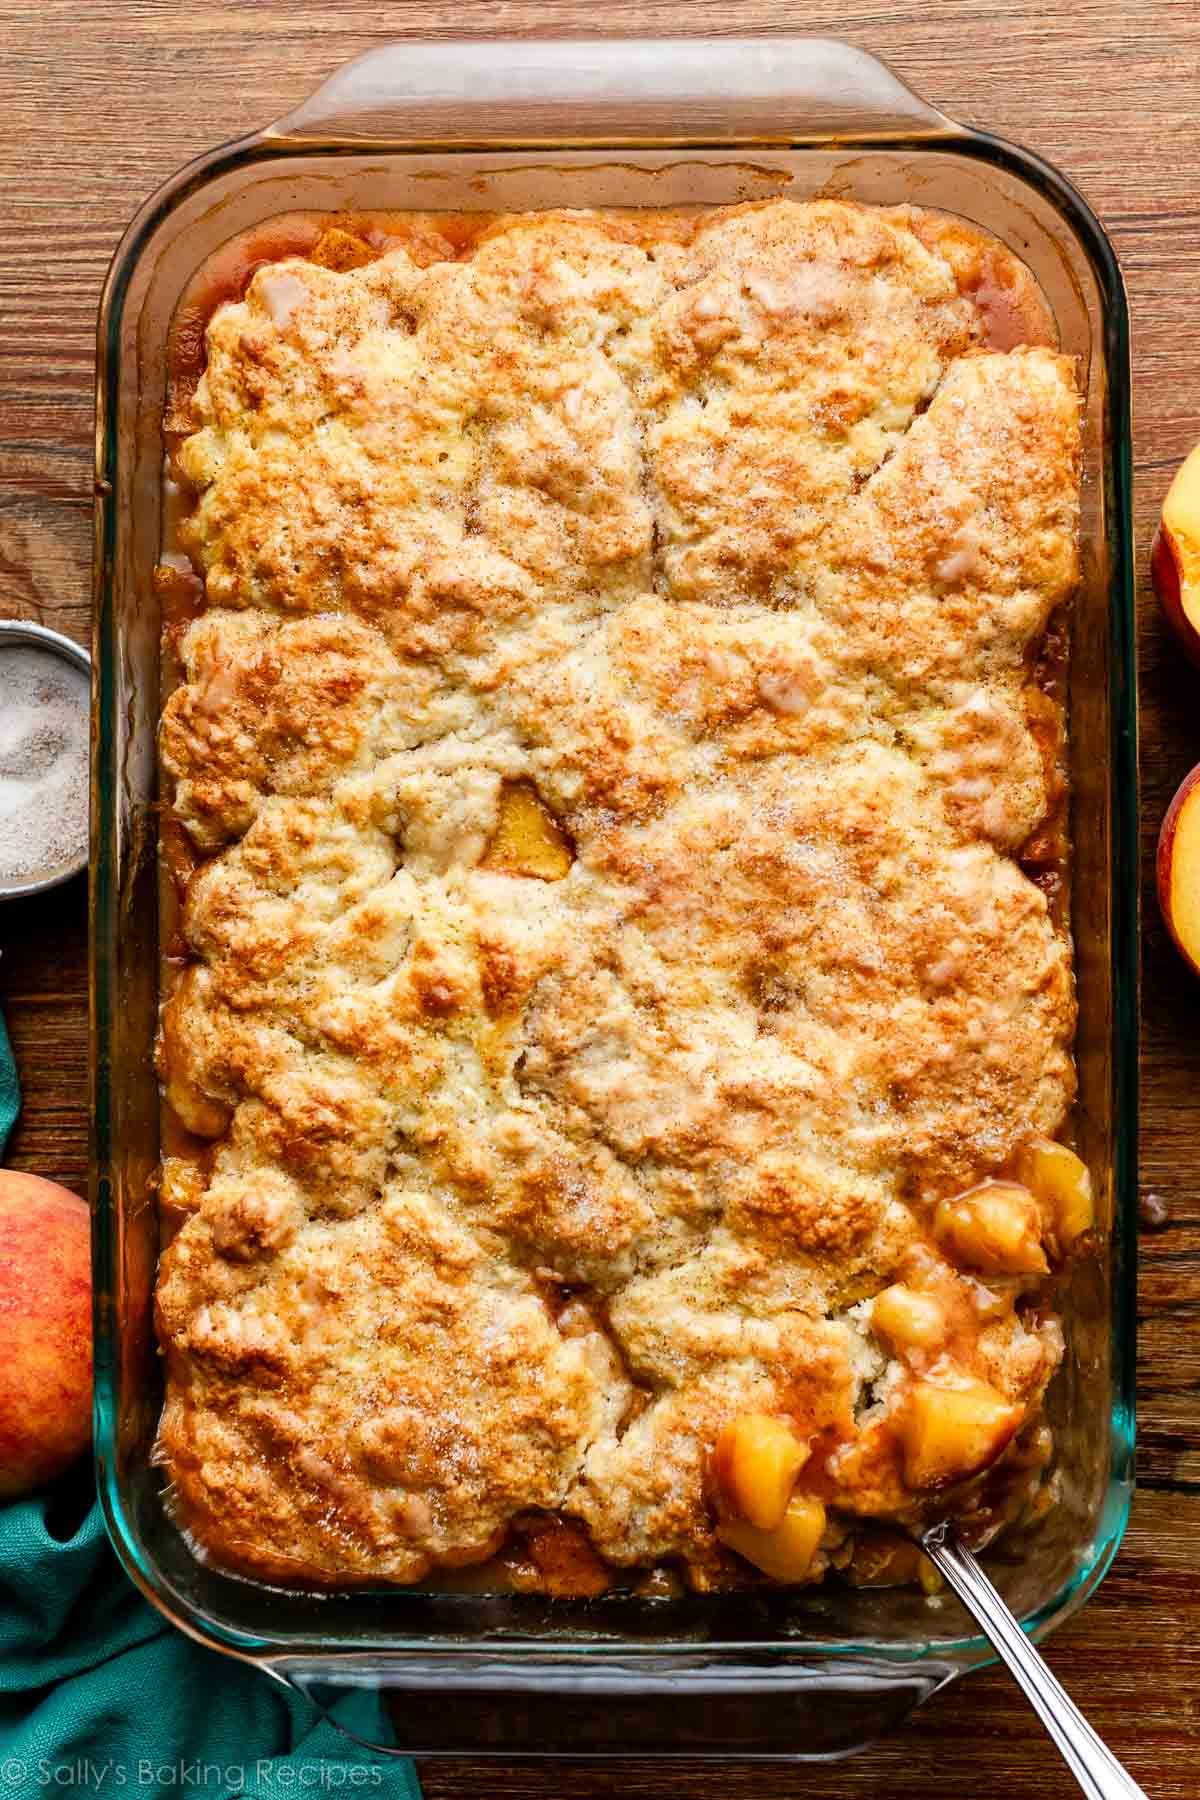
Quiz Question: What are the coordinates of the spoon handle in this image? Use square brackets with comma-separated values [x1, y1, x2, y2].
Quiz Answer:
[921, 1525, 1147, 1800]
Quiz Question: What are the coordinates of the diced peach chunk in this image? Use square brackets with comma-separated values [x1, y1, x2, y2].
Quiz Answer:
[872, 1283, 947, 1353]
[1015, 1137, 1094, 1246]
[899, 1377, 1024, 1490]
[933, 1179, 1048, 1276]
[482, 780, 573, 881]
[711, 1412, 810, 1531]
[717, 1493, 827, 1582]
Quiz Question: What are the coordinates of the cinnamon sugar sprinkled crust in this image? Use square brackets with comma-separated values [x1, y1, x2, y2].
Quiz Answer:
[155, 200, 1080, 1589]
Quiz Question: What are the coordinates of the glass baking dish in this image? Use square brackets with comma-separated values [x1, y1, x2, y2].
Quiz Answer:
[90, 37, 1137, 1760]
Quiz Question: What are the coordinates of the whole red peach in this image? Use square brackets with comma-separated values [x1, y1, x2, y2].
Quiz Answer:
[0, 1171, 92, 1498]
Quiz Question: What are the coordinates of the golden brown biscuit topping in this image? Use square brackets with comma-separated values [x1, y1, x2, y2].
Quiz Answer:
[156, 200, 1081, 1589]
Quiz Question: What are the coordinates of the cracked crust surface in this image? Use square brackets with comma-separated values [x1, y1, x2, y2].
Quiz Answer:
[155, 200, 1079, 1587]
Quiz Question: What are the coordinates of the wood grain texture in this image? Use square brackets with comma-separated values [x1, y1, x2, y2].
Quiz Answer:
[2, 0, 1199, 1788]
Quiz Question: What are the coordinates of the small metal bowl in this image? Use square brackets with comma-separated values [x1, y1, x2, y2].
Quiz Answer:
[0, 618, 91, 901]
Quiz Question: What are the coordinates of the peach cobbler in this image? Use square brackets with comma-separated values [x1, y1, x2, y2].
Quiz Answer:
[153, 198, 1089, 1594]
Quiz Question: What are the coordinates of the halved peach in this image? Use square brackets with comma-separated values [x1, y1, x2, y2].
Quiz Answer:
[1152, 443, 1200, 667]
[1159, 763, 1200, 979]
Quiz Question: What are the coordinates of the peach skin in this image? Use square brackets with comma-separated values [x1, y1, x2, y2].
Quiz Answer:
[0, 1170, 93, 1498]
[1159, 762, 1200, 981]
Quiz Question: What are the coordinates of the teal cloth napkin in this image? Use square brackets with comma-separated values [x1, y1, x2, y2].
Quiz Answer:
[0, 1014, 421, 1799]
[0, 1010, 16, 1156]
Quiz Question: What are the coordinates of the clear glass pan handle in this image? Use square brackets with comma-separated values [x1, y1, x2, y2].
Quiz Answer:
[271, 1650, 956, 1759]
[923, 1527, 1148, 1800]
[269, 37, 958, 147]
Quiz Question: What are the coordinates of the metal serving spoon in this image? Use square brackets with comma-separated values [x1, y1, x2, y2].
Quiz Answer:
[921, 1524, 1147, 1800]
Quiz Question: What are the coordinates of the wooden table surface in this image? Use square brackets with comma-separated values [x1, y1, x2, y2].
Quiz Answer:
[3, 1, 1199, 1792]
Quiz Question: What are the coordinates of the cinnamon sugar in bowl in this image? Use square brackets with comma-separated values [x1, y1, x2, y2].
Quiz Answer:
[0, 621, 90, 900]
